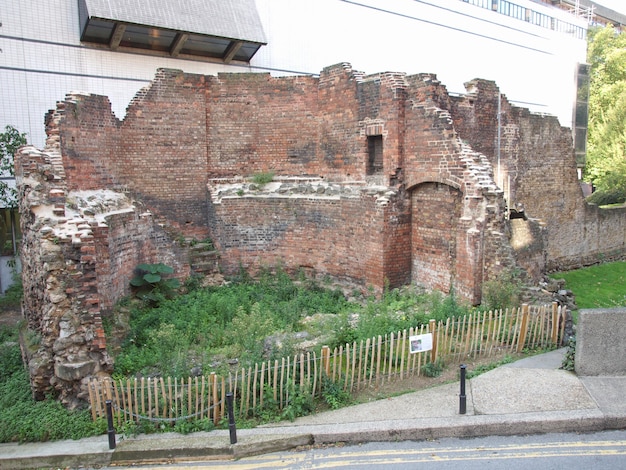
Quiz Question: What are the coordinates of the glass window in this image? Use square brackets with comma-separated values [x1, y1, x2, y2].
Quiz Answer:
[119, 25, 177, 52]
[81, 19, 114, 43]
[181, 34, 230, 57]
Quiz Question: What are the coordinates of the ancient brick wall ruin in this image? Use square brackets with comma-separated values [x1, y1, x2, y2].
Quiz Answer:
[16, 136, 190, 406]
[16, 63, 626, 405]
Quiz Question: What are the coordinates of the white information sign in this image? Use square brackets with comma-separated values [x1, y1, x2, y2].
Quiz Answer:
[409, 333, 432, 353]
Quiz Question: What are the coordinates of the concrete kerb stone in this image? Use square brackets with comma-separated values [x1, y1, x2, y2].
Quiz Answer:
[293, 410, 612, 445]
[109, 432, 314, 465]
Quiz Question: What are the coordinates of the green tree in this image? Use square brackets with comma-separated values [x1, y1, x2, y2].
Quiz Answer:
[584, 25, 626, 203]
[0, 125, 28, 208]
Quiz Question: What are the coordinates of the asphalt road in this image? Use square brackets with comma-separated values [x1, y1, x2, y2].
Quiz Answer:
[107, 429, 626, 469]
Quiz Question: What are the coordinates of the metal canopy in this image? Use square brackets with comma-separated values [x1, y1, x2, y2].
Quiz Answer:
[78, 0, 267, 62]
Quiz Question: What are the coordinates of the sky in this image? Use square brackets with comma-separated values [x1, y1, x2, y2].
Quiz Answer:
[593, 0, 626, 15]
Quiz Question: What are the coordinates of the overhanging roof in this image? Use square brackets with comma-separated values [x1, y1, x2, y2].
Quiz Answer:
[78, 0, 267, 62]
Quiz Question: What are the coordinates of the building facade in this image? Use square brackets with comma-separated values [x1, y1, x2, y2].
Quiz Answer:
[2, 0, 593, 148]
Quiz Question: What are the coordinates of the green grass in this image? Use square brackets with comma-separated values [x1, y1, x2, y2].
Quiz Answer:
[550, 260, 626, 309]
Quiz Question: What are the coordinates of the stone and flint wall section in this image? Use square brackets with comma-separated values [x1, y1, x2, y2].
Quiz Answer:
[16, 123, 189, 406]
[16, 63, 626, 405]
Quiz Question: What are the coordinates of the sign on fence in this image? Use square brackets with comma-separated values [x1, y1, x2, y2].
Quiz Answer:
[409, 333, 433, 353]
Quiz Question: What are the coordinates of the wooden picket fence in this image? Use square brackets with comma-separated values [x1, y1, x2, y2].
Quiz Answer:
[88, 303, 566, 425]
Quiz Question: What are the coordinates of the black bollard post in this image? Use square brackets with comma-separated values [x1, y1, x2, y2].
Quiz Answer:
[226, 392, 237, 444]
[459, 364, 467, 415]
[106, 400, 116, 449]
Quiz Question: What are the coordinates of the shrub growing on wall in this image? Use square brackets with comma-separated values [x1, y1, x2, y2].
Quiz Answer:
[130, 263, 181, 305]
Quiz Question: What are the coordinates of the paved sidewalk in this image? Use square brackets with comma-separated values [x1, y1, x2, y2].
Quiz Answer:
[2, 348, 626, 469]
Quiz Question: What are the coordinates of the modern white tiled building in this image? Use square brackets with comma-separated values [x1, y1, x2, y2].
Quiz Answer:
[2, 0, 595, 146]
[0, 0, 619, 290]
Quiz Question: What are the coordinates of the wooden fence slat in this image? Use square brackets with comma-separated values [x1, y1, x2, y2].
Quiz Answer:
[220, 376, 226, 422]
[166, 378, 171, 420]
[194, 377, 199, 418]
[147, 378, 152, 419]
[344, 343, 350, 391]
[356, 340, 363, 390]
[321, 346, 330, 377]
[209, 373, 217, 424]
[312, 351, 318, 397]
[337, 346, 343, 383]
[292, 354, 297, 389]
[463, 314, 472, 358]
[429, 319, 437, 363]
[279, 358, 285, 410]
[260, 362, 265, 409]
[351, 341, 357, 391]
[200, 376, 205, 419]
[252, 364, 258, 412]
[364, 338, 371, 386]
[479, 311, 487, 357]
[307, 352, 311, 389]
[441, 320, 450, 359]
[456, 315, 465, 362]
[266, 361, 271, 404]
[399, 330, 406, 380]
[88, 380, 97, 420]
[487, 311, 495, 356]
[239, 367, 246, 417]
[551, 302, 559, 344]
[517, 304, 530, 352]
[374, 335, 381, 387]
[496, 309, 506, 349]
[273, 360, 279, 402]
[300, 353, 305, 391]
[155, 378, 161, 418]
[113, 379, 121, 426]
[395, 330, 402, 371]
[506, 308, 515, 351]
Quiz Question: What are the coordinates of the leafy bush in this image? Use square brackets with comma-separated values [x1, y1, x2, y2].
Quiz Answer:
[421, 359, 444, 378]
[0, 125, 27, 207]
[130, 263, 181, 305]
[321, 374, 352, 410]
[586, 187, 626, 206]
[280, 380, 314, 422]
[481, 270, 522, 311]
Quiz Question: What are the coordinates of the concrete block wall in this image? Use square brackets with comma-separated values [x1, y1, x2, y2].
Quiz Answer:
[576, 308, 626, 376]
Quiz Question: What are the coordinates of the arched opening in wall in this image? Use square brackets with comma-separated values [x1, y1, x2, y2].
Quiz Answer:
[411, 182, 462, 294]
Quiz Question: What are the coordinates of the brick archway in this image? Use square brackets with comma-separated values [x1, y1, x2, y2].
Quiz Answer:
[410, 182, 463, 294]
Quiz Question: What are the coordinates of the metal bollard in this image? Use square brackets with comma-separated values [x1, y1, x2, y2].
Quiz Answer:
[106, 400, 116, 449]
[226, 392, 237, 444]
[459, 364, 467, 415]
